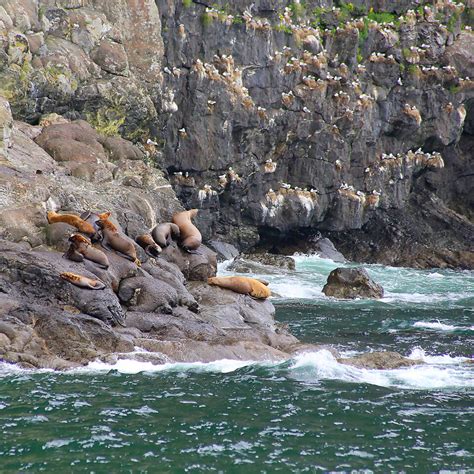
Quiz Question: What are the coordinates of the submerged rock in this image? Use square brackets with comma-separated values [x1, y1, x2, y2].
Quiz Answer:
[338, 351, 422, 369]
[322, 267, 384, 299]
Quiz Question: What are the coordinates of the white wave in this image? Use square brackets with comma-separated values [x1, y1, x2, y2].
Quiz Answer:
[413, 320, 457, 331]
[270, 281, 323, 300]
[77, 358, 260, 375]
[0, 361, 53, 378]
[426, 272, 445, 279]
[412, 321, 473, 332]
[381, 292, 469, 304]
[288, 350, 473, 390]
[408, 348, 471, 365]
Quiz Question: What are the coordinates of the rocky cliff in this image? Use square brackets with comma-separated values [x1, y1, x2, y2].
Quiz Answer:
[1, 0, 473, 268]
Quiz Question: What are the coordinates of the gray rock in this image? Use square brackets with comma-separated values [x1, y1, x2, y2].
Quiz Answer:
[311, 237, 347, 263]
[208, 240, 240, 261]
[229, 253, 295, 273]
[322, 267, 384, 299]
[160, 244, 217, 281]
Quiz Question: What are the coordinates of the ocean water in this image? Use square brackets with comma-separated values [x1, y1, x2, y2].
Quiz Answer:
[1, 256, 473, 472]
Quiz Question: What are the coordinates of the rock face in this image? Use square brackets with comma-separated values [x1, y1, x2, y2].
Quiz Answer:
[322, 267, 384, 299]
[0, 1, 472, 268]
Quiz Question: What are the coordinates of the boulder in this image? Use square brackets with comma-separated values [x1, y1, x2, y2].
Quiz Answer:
[322, 267, 384, 299]
[310, 237, 346, 263]
[229, 253, 295, 273]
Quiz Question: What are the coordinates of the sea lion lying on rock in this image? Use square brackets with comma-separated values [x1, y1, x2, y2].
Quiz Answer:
[47, 211, 96, 236]
[151, 222, 180, 248]
[172, 209, 202, 252]
[207, 276, 271, 299]
[136, 234, 162, 257]
[97, 218, 141, 266]
[64, 234, 109, 269]
[60, 272, 106, 290]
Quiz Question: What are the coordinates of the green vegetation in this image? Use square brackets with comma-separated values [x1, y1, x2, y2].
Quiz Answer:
[201, 12, 213, 27]
[182, 0, 192, 8]
[86, 109, 125, 137]
[448, 84, 461, 94]
[274, 23, 293, 34]
[358, 17, 369, 46]
[446, 12, 460, 32]
[289, 2, 306, 19]
[407, 64, 419, 75]
[367, 11, 396, 24]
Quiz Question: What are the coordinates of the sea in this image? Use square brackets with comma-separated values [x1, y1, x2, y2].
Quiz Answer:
[1, 255, 473, 472]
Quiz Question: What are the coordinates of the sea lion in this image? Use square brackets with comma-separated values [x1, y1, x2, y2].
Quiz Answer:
[136, 234, 162, 257]
[80, 210, 112, 232]
[60, 272, 106, 290]
[96, 218, 141, 266]
[207, 276, 271, 299]
[47, 211, 96, 236]
[151, 222, 180, 248]
[65, 234, 110, 269]
[172, 209, 202, 252]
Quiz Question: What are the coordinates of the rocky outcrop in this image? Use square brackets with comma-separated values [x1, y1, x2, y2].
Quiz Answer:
[0, 1, 472, 267]
[228, 253, 295, 273]
[322, 267, 384, 299]
[0, 116, 302, 368]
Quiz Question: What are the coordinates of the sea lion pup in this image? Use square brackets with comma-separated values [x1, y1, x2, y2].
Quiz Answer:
[60, 272, 106, 290]
[96, 218, 141, 266]
[151, 222, 180, 248]
[65, 234, 110, 269]
[172, 209, 202, 252]
[47, 211, 96, 236]
[207, 276, 271, 299]
[135, 234, 162, 257]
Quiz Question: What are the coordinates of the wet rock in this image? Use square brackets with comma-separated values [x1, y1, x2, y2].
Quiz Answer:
[310, 237, 346, 263]
[322, 267, 384, 299]
[338, 351, 422, 369]
[229, 253, 295, 273]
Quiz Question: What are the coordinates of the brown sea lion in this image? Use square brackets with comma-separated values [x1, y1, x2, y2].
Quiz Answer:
[60, 272, 106, 290]
[65, 234, 110, 269]
[47, 211, 96, 236]
[136, 234, 162, 257]
[80, 210, 112, 232]
[96, 218, 141, 266]
[172, 209, 202, 252]
[151, 222, 180, 248]
[207, 276, 271, 299]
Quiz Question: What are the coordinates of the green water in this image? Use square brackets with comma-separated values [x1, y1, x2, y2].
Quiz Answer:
[1, 257, 473, 472]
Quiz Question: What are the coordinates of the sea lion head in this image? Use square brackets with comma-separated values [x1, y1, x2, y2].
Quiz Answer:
[69, 233, 91, 245]
[98, 211, 112, 220]
[96, 218, 116, 231]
